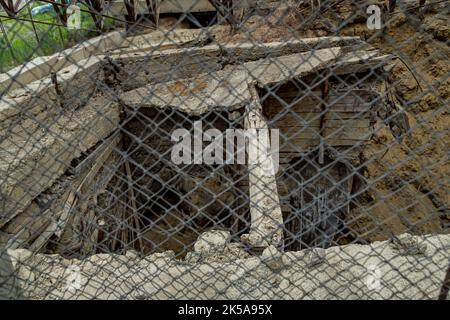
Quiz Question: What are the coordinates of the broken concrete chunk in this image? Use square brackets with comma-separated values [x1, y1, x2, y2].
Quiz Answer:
[390, 234, 428, 255]
[0, 55, 104, 140]
[125, 250, 140, 259]
[120, 45, 389, 116]
[0, 31, 116, 92]
[220, 36, 364, 64]
[113, 37, 371, 91]
[5, 249, 33, 269]
[261, 245, 283, 271]
[186, 242, 250, 263]
[304, 248, 326, 268]
[193, 229, 231, 254]
[120, 68, 251, 114]
[281, 248, 326, 268]
[4, 233, 449, 299]
[110, 29, 210, 55]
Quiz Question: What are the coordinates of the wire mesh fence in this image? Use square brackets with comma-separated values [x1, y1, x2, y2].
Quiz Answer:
[0, 0, 449, 299]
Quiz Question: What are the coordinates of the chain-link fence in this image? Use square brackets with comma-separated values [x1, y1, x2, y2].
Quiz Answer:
[0, 0, 449, 299]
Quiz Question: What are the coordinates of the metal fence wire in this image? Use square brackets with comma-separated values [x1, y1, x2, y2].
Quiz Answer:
[0, 0, 449, 300]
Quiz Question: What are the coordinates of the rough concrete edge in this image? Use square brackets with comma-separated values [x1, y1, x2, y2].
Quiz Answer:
[3, 232, 450, 299]
[0, 55, 105, 126]
[0, 32, 123, 92]
[0, 26, 228, 93]
[110, 35, 363, 61]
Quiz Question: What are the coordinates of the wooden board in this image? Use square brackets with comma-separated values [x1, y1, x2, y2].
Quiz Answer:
[262, 88, 377, 151]
[268, 118, 370, 128]
[0, 96, 120, 228]
[278, 126, 371, 141]
[264, 93, 375, 114]
[28, 134, 120, 252]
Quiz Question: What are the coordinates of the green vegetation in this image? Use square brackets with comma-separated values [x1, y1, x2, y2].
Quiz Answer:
[0, 3, 116, 72]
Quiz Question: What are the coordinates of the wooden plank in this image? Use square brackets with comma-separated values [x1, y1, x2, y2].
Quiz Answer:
[0, 96, 120, 228]
[279, 138, 368, 151]
[278, 126, 370, 140]
[271, 118, 370, 128]
[274, 88, 376, 98]
[241, 84, 283, 249]
[55, 134, 120, 239]
[57, 151, 122, 254]
[28, 134, 120, 252]
[0, 202, 50, 249]
[263, 93, 375, 115]
[269, 111, 370, 120]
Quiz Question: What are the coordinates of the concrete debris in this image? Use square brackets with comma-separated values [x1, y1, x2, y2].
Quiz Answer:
[261, 245, 283, 270]
[185, 230, 250, 263]
[390, 233, 428, 256]
[2, 233, 449, 299]
[186, 242, 250, 264]
[193, 229, 231, 254]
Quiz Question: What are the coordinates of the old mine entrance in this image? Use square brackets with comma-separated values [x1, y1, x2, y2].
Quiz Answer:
[107, 107, 249, 256]
[0, 35, 394, 258]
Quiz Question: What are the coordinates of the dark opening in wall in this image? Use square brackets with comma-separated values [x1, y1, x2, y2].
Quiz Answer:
[98, 107, 250, 258]
[132, 12, 219, 29]
[259, 78, 371, 251]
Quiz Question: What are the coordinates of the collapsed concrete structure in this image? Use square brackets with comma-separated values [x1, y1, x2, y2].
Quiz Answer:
[0, 27, 394, 257]
[1, 0, 449, 300]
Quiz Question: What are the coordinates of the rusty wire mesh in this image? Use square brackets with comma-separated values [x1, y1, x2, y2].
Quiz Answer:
[0, 0, 449, 299]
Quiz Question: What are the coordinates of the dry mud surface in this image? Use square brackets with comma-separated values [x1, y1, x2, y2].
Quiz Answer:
[1, 232, 449, 299]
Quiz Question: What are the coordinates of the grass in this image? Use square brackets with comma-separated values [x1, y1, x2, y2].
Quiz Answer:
[0, 3, 116, 72]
